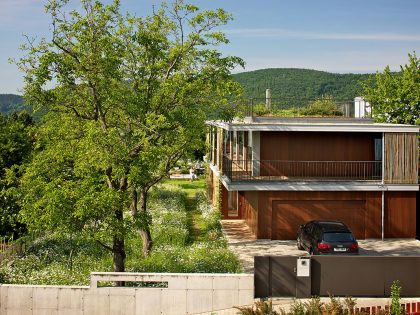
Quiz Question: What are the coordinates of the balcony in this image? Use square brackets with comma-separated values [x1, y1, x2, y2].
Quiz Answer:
[222, 156, 382, 182]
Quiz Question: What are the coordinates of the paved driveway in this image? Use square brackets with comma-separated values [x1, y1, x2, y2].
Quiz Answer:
[222, 220, 420, 273]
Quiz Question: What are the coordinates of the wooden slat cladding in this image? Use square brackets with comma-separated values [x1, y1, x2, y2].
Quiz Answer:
[384, 133, 418, 184]
[243, 191, 258, 236]
[260, 131, 377, 161]
[385, 191, 416, 238]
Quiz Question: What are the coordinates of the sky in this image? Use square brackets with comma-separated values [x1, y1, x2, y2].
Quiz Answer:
[0, 0, 419, 94]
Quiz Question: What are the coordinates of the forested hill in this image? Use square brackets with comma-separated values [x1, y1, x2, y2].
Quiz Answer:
[232, 68, 372, 101]
[0, 94, 24, 113]
[2, 68, 372, 112]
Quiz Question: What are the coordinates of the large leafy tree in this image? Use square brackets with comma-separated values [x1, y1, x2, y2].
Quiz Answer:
[0, 112, 33, 238]
[363, 52, 420, 125]
[16, 0, 242, 272]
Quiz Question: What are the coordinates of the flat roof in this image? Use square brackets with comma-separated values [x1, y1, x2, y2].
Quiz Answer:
[206, 117, 419, 133]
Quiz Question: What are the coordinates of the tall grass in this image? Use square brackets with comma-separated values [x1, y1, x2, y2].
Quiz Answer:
[0, 180, 241, 285]
[127, 183, 241, 273]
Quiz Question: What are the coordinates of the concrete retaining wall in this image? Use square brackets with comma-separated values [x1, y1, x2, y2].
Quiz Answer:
[0, 272, 254, 315]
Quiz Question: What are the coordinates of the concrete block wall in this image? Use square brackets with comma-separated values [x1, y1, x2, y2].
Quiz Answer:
[0, 272, 254, 315]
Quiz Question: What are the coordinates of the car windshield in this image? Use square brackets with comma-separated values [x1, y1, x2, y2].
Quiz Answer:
[323, 232, 354, 242]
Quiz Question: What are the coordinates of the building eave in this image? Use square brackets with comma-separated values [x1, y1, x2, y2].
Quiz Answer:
[220, 176, 419, 192]
[206, 118, 419, 133]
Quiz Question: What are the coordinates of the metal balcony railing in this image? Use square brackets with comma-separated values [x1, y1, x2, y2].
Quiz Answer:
[222, 156, 382, 182]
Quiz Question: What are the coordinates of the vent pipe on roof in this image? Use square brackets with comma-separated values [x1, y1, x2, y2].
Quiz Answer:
[265, 89, 272, 109]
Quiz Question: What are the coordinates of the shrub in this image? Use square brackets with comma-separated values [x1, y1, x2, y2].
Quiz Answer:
[300, 96, 343, 117]
[236, 299, 280, 315]
[304, 296, 324, 315]
[390, 280, 404, 315]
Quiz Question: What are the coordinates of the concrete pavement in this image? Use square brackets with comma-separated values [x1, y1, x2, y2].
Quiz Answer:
[221, 220, 420, 273]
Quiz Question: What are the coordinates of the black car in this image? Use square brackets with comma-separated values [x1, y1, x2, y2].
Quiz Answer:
[296, 220, 359, 255]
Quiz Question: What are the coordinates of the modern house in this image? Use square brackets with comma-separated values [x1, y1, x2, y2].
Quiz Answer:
[206, 116, 419, 240]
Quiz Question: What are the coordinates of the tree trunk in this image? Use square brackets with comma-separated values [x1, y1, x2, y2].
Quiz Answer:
[113, 235, 125, 272]
[138, 188, 153, 256]
[113, 208, 126, 272]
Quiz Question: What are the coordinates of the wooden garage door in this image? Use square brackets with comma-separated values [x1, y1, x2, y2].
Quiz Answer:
[272, 200, 366, 240]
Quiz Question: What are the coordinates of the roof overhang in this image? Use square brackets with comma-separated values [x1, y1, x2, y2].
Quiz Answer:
[206, 118, 419, 133]
[220, 175, 419, 192]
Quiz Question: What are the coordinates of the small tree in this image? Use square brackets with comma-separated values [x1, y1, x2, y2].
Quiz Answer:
[16, 0, 243, 272]
[363, 52, 420, 125]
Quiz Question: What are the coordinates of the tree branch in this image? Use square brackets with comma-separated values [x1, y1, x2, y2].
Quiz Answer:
[95, 239, 114, 252]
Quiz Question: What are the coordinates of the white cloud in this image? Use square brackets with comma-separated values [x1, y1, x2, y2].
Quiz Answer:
[225, 28, 420, 42]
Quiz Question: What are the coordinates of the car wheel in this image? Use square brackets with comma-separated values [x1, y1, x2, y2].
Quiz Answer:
[297, 237, 304, 250]
[309, 248, 314, 255]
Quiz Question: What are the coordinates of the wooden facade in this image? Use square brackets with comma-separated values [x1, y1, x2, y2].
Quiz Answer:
[207, 123, 418, 240]
[384, 133, 418, 184]
[256, 191, 382, 240]
[260, 131, 378, 161]
[235, 190, 415, 240]
[384, 191, 417, 238]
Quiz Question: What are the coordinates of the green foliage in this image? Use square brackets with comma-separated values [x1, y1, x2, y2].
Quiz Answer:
[304, 296, 324, 315]
[0, 235, 111, 285]
[15, 0, 243, 271]
[300, 96, 343, 116]
[323, 295, 344, 315]
[253, 103, 272, 116]
[149, 187, 189, 246]
[363, 52, 420, 125]
[127, 184, 241, 273]
[237, 296, 359, 315]
[1, 182, 241, 284]
[130, 243, 240, 273]
[236, 299, 280, 315]
[0, 112, 34, 238]
[290, 300, 306, 315]
[233, 68, 371, 103]
[390, 280, 404, 315]
[196, 192, 222, 237]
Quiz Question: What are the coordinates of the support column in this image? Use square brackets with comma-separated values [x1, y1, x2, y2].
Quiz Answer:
[252, 131, 260, 177]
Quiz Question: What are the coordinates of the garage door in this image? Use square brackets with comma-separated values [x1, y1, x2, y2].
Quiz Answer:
[272, 200, 366, 240]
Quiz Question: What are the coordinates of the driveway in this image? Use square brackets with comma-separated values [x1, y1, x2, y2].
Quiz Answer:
[221, 220, 420, 273]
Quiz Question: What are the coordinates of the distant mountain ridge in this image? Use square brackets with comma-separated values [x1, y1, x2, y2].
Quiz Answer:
[0, 94, 24, 114]
[2, 68, 373, 114]
[232, 68, 373, 102]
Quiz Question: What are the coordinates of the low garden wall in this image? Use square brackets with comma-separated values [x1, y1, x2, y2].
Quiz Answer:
[0, 272, 254, 315]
